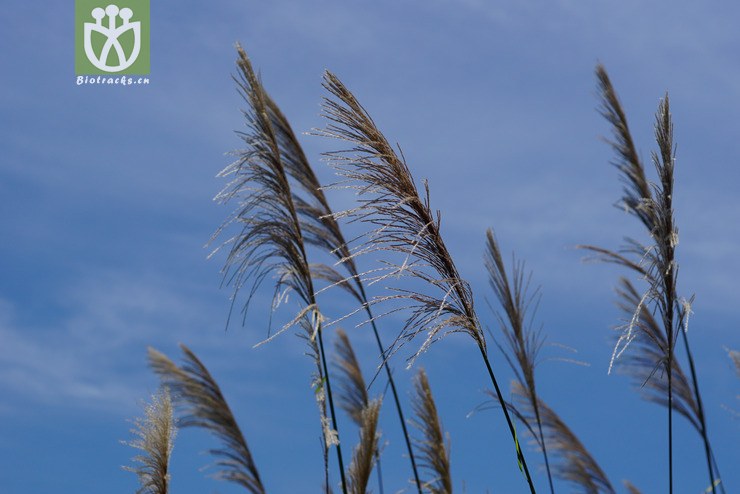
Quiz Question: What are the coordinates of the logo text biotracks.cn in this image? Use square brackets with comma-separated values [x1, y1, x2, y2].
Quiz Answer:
[76, 75, 150, 86]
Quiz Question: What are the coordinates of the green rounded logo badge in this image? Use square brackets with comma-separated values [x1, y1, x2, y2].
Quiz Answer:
[75, 0, 150, 75]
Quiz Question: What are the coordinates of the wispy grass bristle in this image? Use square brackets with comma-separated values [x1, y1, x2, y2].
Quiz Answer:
[615, 278, 701, 430]
[729, 349, 740, 377]
[623, 480, 643, 494]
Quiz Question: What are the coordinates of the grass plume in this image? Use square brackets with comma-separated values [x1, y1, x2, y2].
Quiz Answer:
[320, 71, 483, 357]
[594, 65, 653, 231]
[411, 369, 452, 494]
[211, 45, 348, 492]
[580, 64, 720, 493]
[347, 400, 382, 494]
[261, 65, 422, 490]
[148, 345, 265, 494]
[486, 229, 616, 494]
[123, 387, 176, 494]
[485, 228, 554, 493]
[334, 329, 371, 425]
[318, 70, 536, 493]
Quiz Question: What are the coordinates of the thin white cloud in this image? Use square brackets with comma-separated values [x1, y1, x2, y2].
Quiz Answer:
[0, 266, 324, 417]
[0, 272, 217, 413]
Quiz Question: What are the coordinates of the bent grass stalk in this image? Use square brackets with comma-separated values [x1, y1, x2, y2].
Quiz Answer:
[318, 70, 537, 493]
[485, 228, 555, 493]
[212, 46, 348, 493]
[264, 84, 422, 492]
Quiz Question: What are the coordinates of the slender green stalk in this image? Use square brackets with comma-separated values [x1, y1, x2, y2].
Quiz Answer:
[678, 326, 721, 493]
[534, 398, 555, 494]
[480, 347, 536, 492]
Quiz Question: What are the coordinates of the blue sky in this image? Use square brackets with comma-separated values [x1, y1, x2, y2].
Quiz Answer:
[1, 1, 739, 492]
